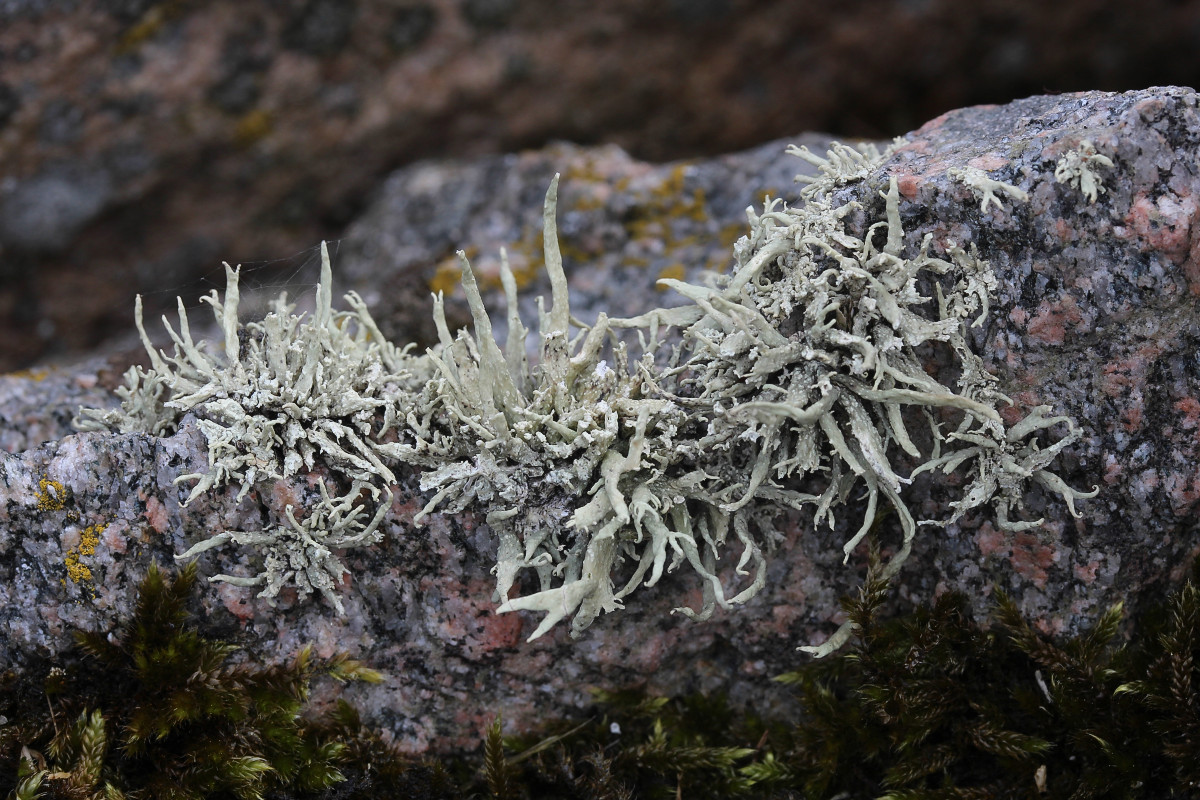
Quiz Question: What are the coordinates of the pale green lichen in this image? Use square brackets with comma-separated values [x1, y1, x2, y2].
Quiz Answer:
[78, 143, 1096, 655]
[788, 139, 906, 201]
[948, 166, 1029, 213]
[1054, 140, 1113, 204]
[77, 246, 422, 609]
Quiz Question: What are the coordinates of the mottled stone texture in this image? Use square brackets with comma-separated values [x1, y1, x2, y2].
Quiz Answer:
[4, 1, 1200, 371]
[2, 87, 1199, 753]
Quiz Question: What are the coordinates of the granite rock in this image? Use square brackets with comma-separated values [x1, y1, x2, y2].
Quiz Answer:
[2, 87, 1199, 753]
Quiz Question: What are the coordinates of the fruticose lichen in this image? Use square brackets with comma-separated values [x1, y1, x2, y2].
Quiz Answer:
[77, 143, 1096, 655]
[77, 250, 422, 612]
[948, 166, 1029, 213]
[1054, 139, 1113, 203]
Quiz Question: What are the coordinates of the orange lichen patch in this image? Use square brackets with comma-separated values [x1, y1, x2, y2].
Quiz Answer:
[896, 173, 921, 199]
[1010, 530, 1056, 588]
[623, 163, 712, 248]
[430, 244, 528, 296]
[1175, 397, 1200, 429]
[653, 163, 708, 220]
[1123, 191, 1198, 263]
[115, 0, 188, 53]
[1099, 343, 1164, 397]
[36, 477, 67, 512]
[64, 523, 106, 584]
[1026, 295, 1083, 345]
[717, 220, 745, 249]
[1073, 559, 1101, 583]
[430, 250, 467, 295]
[143, 495, 170, 534]
[560, 149, 641, 188]
[431, 161, 725, 297]
[966, 154, 1010, 171]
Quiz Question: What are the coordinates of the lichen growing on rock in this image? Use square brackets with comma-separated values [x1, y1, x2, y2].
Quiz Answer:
[948, 166, 1029, 213]
[1054, 139, 1114, 204]
[77, 143, 1096, 654]
[76, 245, 423, 610]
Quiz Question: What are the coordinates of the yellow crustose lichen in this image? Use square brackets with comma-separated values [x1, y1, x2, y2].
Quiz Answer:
[36, 477, 67, 513]
[64, 523, 106, 584]
[77, 143, 1097, 655]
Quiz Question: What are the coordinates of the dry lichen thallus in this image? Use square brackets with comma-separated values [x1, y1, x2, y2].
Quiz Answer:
[77, 143, 1097, 656]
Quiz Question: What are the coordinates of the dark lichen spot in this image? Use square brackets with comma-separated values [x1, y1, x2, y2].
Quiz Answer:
[459, 0, 515, 30]
[282, 0, 356, 56]
[38, 98, 85, 146]
[208, 17, 271, 115]
[669, 0, 730, 25]
[0, 82, 20, 129]
[105, 0, 159, 25]
[12, 40, 38, 62]
[388, 3, 436, 52]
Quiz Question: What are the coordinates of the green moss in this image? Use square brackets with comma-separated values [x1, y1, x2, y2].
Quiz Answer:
[464, 552, 1200, 800]
[748, 551, 1200, 799]
[0, 562, 382, 800]
[4, 553, 1200, 798]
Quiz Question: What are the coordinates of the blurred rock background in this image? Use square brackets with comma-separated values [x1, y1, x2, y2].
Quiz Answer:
[2, 0, 1199, 370]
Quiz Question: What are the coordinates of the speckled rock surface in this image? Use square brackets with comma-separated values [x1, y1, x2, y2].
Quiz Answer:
[2, 87, 1199, 754]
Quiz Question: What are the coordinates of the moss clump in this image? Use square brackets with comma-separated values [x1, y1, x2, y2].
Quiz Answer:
[0, 562, 383, 800]
[3, 554, 1199, 798]
[464, 552, 1200, 800]
[746, 552, 1200, 799]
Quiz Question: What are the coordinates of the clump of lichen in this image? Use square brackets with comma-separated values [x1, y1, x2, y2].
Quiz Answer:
[392, 180, 702, 640]
[1055, 139, 1114, 204]
[76, 247, 423, 612]
[947, 165, 1029, 213]
[601, 144, 1094, 654]
[77, 143, 1096, 654]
